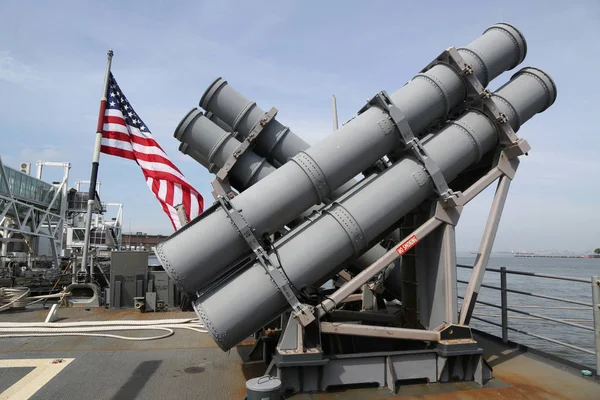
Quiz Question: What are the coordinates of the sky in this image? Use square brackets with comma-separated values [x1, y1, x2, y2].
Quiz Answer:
[0, 0, 599, 253]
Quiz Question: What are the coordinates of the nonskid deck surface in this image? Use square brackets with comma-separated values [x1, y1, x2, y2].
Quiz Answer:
[0, 307, 598, 399]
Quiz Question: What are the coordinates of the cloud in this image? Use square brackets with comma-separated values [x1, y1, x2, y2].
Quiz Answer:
[0, 51, 40, 86]
[522, 150, 600, 187]
[455, 147, 600, 253]
[18, 147, 64, 163]
[1, 147, 64, 171]
[0, 0, 598, 243]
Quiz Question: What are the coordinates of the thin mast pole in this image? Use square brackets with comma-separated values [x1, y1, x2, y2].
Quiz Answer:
[80, 49, 114, 281]
[332, 95, 339, 130]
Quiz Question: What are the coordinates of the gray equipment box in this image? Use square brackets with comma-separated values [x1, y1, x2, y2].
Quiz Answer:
[149, 271, 179, 307]
[110, 251, 148, 308]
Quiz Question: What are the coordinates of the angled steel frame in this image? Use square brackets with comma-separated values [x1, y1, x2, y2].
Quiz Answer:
[314, 142, 526, 343]
[0, 156, 70, 268]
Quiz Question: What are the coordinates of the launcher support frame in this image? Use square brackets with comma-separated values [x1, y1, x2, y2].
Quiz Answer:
[316, 144, 523, 321]
[265, 144, 523, 393]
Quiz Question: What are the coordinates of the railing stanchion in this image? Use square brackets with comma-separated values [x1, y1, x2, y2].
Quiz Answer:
[592, 275, 600, 376]
[501, 267, 508, 344]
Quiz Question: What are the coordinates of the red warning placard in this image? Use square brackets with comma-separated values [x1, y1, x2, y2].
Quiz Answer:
[396, 235, 419, 256]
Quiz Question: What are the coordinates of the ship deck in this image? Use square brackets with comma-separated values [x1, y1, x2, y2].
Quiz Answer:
[0, 307, 598, 399]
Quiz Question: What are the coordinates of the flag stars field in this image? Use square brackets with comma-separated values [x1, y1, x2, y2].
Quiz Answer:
[99, 72, 204, 230]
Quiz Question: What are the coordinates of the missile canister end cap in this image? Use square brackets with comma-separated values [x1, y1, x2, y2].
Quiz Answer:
[174, 108, 202, 140]
[484, 22, 528, 69]
[513, 67, 558, 111]
[193, 300, 231, 351]
[200, 77, 227, 110]
[179, 142, 189, 154]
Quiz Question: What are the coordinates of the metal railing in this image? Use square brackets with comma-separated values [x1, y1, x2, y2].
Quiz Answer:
[457, 264, 600, 374]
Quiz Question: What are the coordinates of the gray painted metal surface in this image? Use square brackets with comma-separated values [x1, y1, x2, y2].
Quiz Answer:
[415, 221, 459, 329]
[195, 67, 556, 351]
[149, 271, 174, 306]
[270, 350, 472, 393]
[177, 83, 358, 203]
[175, 109, 277, 191]
[459, 174, 512, 325]
[145, 291, 157, 312]
[109, 251, 148, 308]
[200, 78, 310, 167]
[245, 376, 282, 400]
[156, 23, 528, 295]
[176, 99, 354, 212]
[1, 308, 599, 399]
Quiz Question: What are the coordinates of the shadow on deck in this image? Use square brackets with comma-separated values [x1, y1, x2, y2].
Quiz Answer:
[0, 307, 598, 399]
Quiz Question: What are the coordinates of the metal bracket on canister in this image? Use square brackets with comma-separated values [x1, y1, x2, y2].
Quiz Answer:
[421, 46, 524, 152]
[359, 91, 457, 202]
[216, 195, 316, 326]
[211, 107, 278, 198]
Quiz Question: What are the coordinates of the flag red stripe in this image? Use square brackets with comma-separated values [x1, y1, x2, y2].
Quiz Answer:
[101, 145, 197, 195]
[165, 181, 174, 212]
[101, 133, 184, 175]
[151, 178, 161, 200]
[104, 115, 127, 126]
[102, 128, 164, 149]
[100, 74, 204, 230]
[100, 145, 136, 161]
[103, 116, 167, 153]
[145, 170, 194, 191]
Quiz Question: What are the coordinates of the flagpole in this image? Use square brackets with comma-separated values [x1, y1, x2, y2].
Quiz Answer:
[80, 49, 114, 282]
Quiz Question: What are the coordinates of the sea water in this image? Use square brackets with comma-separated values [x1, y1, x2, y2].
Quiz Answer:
[458, 253, 599, 369]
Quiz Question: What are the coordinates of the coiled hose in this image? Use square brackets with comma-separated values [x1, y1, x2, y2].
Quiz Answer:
[0, 318, 208, 340]
[0, 286, 208, 340]
[0, 287, 30, 312]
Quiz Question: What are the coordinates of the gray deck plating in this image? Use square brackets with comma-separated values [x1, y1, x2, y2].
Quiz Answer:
[0, 307, 259, 400]
[0, 348, 252, 400]
[1, 307, 599, 399]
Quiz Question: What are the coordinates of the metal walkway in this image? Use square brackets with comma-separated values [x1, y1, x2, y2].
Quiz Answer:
[0, 155, 70, 268]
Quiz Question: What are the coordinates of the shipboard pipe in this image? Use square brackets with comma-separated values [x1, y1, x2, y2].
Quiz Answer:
[193, 67, 557, 351]
[156, 23, 528, 295]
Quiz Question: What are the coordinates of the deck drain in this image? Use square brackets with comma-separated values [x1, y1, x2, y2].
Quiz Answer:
[184, 366, 205, 374]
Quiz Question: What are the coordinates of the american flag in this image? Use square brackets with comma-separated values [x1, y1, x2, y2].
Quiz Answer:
[100, 73, 204, 230]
